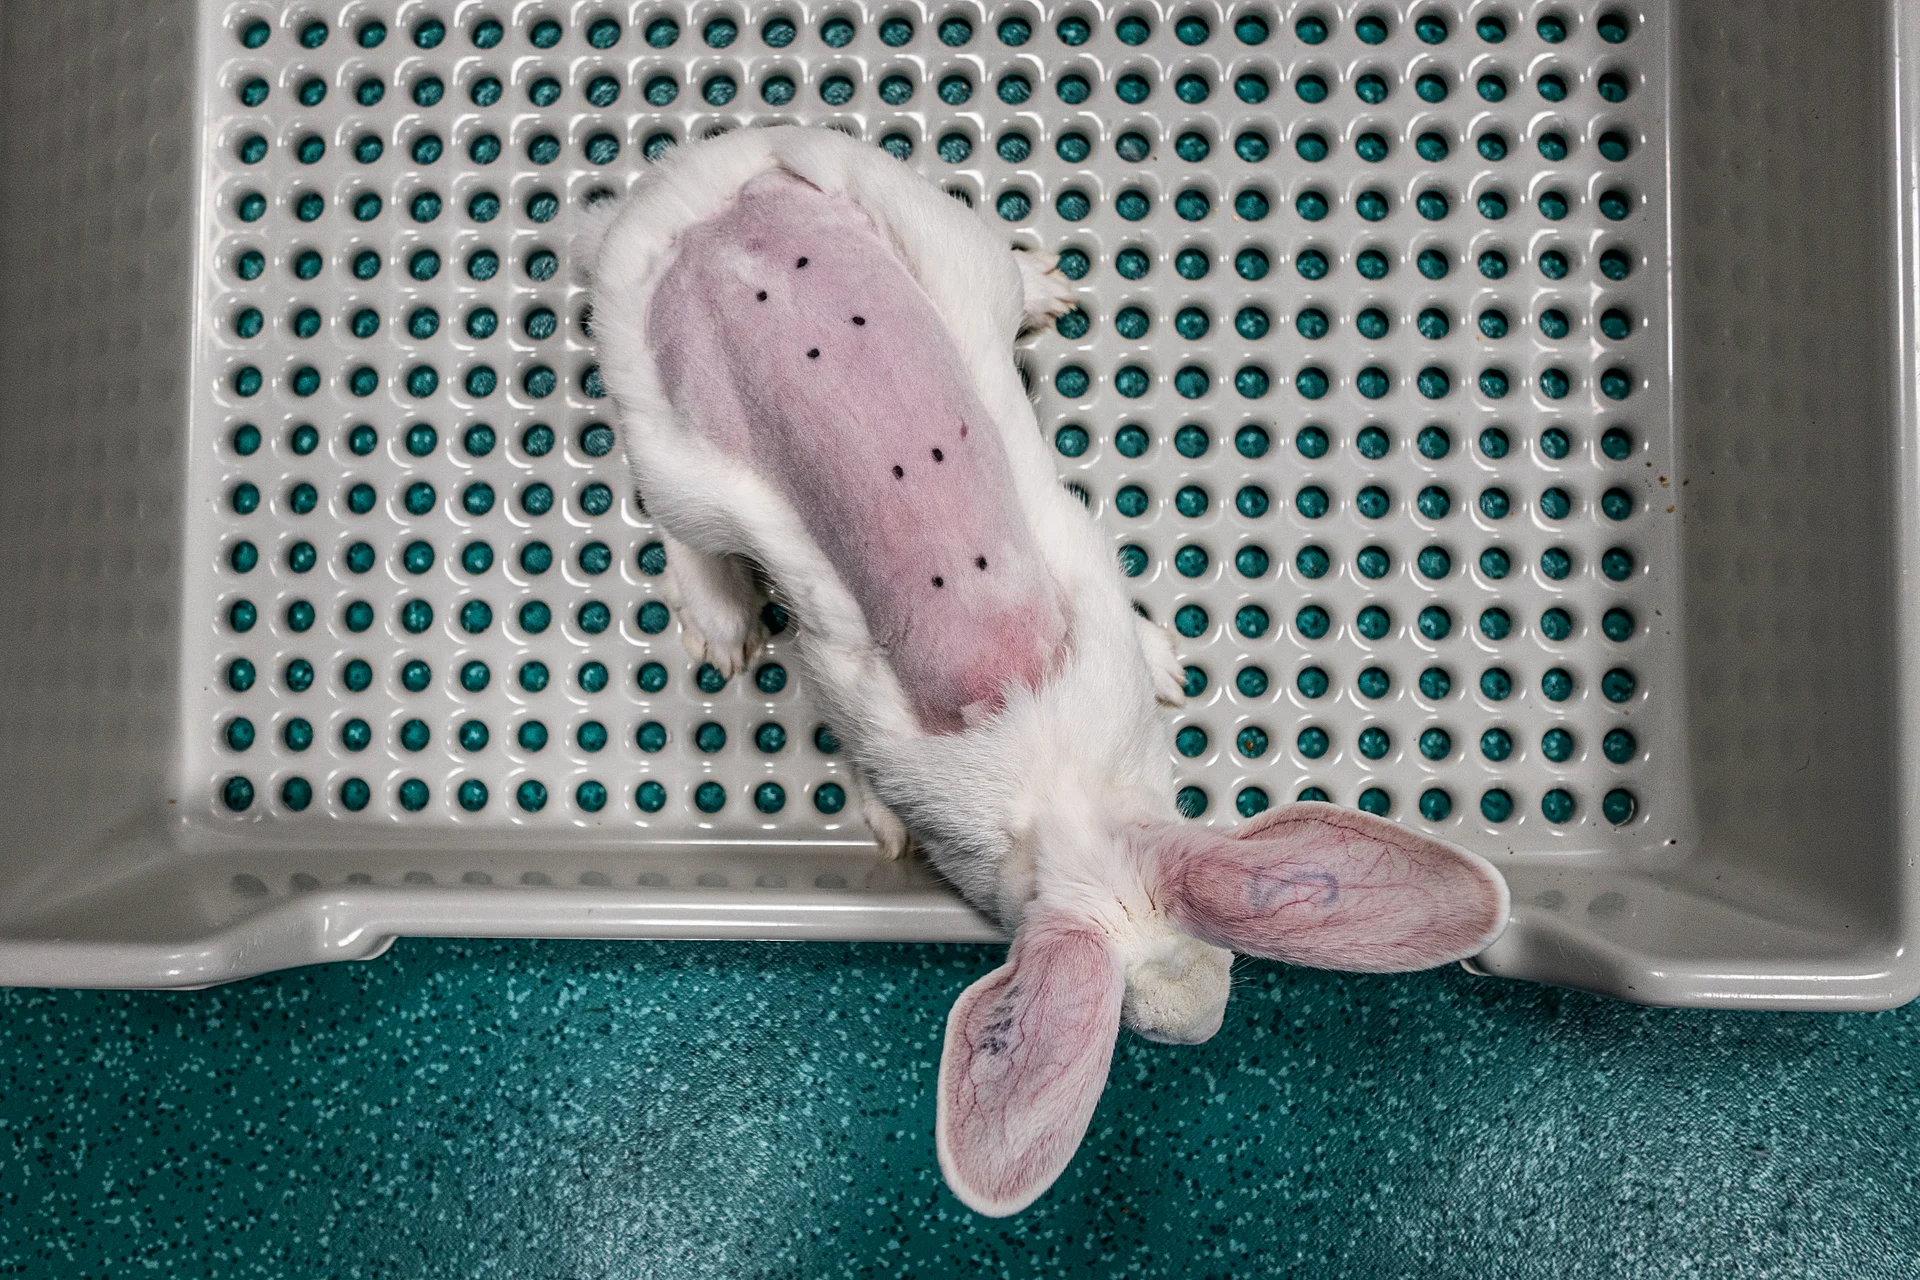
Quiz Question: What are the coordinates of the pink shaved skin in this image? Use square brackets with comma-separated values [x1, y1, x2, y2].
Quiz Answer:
[1152, 803, 1508, 972]
[648, 172, 1069, 733]
[936, 916, 1124, 1217]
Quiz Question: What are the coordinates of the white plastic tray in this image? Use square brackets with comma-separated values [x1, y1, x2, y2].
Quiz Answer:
[2, 0, 1917, 1006]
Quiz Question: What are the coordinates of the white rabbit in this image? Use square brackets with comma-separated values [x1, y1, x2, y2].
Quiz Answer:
[590, 125, 1510, 1217]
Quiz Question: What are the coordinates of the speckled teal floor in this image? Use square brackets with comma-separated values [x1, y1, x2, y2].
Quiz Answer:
[2, 942, 1916, 1278]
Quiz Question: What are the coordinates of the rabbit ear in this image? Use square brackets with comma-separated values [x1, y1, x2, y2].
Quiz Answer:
[1154, 802, 1509, 972]
[936, 913, 1124, 1217]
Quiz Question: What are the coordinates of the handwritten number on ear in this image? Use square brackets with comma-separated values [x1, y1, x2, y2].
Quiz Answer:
[980, 987, 1018, 1056]
[1246, 866, 1341, 911]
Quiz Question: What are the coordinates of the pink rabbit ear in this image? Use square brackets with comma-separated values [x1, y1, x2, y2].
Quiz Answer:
[1154, 802, 1510, 972]
[935, 913, 1124, 1217]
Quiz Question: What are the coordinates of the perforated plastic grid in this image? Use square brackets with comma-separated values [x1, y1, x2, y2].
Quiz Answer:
[186, 0, 1678, 852]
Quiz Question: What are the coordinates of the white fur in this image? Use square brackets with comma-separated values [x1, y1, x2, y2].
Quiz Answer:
[657, 532, 766, 677]
[1134, 614, 1189, 707]
[590, 126, 1226, 1041]
[1014, 247, 1078, 329]
[849, 766, 914, 861]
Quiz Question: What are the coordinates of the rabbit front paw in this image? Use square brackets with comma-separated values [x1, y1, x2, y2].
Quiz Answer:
[1135, 614, 1188, 707]
[663, 540, 767, 677]
[1014, 248, 1078, 329]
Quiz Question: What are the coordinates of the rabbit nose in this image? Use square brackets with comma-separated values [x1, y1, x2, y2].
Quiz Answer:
[1121, 942, 1231, 1045]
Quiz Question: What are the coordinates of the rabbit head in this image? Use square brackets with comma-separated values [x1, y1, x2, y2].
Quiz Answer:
[936, 802, 1508, 1216]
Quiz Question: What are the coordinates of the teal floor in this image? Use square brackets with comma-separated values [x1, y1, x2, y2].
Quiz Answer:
[3, 941, 1916, 1278]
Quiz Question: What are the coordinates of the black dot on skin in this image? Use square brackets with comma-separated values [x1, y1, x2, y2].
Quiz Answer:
[976, 556, 988, 570]
[932, 448, 944, 462]
[852, 315, 865, 325]
[797, 256, 808, 268]
[932, 576, 944, 588]
[756, 290, 767, 301]
[892, 465, 904, 479]
[808, 348, 819, 358]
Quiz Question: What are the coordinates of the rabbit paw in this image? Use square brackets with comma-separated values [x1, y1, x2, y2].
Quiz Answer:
[853, 771, 914, 860]
[664, 542, 767, 678]
[865, 802, 914, 861]
[1014, 248, 1078, 329]
[679, 617, 766, 678]
[1136, 615, 1188, 707]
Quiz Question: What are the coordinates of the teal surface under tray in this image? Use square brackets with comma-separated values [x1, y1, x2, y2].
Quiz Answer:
[4, 937, 1919, 1276]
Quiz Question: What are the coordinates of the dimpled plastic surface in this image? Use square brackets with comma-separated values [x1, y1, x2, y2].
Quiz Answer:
[1, 0, 1917, 1005]
[1025, 9, 1675, 847]
[192, 3, 1673, 834]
